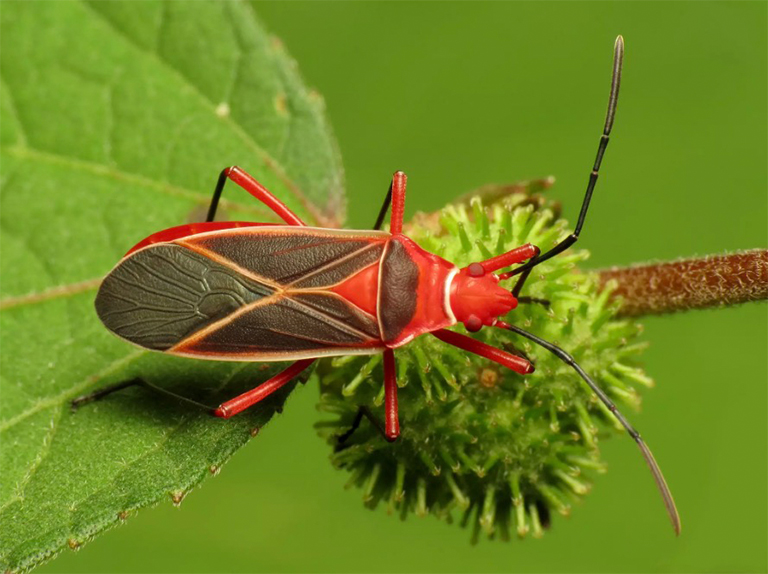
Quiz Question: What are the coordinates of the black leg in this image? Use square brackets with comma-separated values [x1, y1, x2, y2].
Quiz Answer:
[71, 379, 143, 411]
[508, 36, 624, 278]
[335, 405, 387, 450]
[205, 168, 230, 222]
[372, 179, 394, 230]
[71, 378, 216, 414]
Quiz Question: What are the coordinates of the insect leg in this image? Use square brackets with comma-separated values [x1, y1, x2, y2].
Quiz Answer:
[214, 359, 315, 418]
[507, 36, 624, 278]
[516, 295, 550, 307]
[477, 244, 539, 275]
[72, 361, 315, 419]
[495, 320, 681, 535]
[71, 378, 216, 413]
[206, 166, 306, 226]
[382, 349, 400, 441]
[335, 405, 387, 450]
[372, 180, 393, 230]
[431, 329, 534, 374]
[372, 171, 407, 233]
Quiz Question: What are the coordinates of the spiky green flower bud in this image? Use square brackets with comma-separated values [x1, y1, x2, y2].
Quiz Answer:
[315, 190, 652, 541]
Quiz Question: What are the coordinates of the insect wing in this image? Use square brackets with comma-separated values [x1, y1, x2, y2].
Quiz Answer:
[96, 227, 389, 359]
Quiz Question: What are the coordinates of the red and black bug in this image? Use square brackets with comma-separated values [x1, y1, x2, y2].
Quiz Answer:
[78, 37, 680, 534]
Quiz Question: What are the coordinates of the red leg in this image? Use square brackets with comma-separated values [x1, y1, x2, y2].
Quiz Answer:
[474, 244, 539, 276]
[431, 329, 534, 374]
[214, 359, 315, 418]
[388, 172, 407, 235]
[383, 349, 400, 441]
[207, 166, 306, 226]
[372, 171, 408, 232]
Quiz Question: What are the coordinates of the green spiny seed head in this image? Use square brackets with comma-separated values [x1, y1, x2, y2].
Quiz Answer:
[315, 190, 652, 542]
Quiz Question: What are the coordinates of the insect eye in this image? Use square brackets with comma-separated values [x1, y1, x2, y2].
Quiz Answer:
[465, 315, 483, 332]
[467, 263, 485, 277]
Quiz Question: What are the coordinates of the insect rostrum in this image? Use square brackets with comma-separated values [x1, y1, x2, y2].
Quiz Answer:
[315, 194, 654, 540]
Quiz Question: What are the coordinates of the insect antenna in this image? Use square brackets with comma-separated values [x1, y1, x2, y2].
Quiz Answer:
[495, 319, 681, 535]
[506, 35, 625, 280]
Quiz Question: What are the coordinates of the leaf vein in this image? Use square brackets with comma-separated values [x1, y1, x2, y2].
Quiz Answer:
[0, 405, 62, 513]
[0, 72, 29, 147]
[0, 278, 102, 311]
[2, 146, 270, 219]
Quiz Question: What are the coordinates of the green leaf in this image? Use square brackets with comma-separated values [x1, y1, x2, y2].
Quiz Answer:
[0, 2, 343, 571]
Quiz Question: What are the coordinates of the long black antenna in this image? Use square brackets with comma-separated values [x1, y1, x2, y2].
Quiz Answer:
[508, 35, 624, 279]
[496, 320, 681, 535]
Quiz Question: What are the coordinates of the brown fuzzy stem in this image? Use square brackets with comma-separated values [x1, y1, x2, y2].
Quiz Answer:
[598, 249, 768, 317]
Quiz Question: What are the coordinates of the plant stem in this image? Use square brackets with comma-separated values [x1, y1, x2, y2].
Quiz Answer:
[598, 249, 768, 317]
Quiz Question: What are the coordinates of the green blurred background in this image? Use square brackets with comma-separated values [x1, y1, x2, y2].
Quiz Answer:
[40, 2, 766, 572]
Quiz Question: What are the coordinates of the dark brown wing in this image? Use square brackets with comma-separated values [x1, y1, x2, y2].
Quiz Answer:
[95, 227, 388, 359]
[179, 227, 387, 289]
